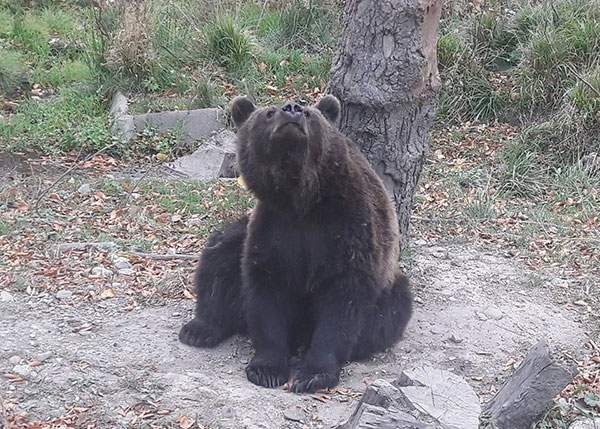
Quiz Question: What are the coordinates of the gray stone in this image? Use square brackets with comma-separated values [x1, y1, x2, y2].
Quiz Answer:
[118, 268, 134, 276]
[37, 351, 53, 362]
[56, 290, 73, 300]
[109, 91, 128, 118]
[483, 306, 504, 321]
[283, 406, 305, 423]
[8, 355, 22, 365]
[482, 340, 576, 429]
[0, 290, 14, 302]
[112, 115, 136, 143]
[109, 92, 136, 143]
[13, 364, 34, 378]
[337, 379, 437, 429]
[77, 183, 92, 194]
[569, 418, 600, 429]
[449, 334, 463, 343]
[91, 266, 113, 278]
[397, 366, 481, 429]
[133, 108, 225, 145]
[164, 129, 237, 180]
[111, 255, 132, 271]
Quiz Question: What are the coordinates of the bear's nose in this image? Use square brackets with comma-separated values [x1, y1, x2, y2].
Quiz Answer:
[282, 102, 303, 117]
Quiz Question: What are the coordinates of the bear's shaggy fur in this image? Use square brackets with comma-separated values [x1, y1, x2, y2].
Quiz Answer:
[179, 95, 413, 393]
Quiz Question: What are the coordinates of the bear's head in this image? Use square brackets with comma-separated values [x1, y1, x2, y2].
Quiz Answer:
[231, 95, 341, 211]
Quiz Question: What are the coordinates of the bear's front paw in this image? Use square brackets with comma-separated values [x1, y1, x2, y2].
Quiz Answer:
[179, 318, 224, 348]
[289, 364, 340, 393]
[246, 357, 290, 388]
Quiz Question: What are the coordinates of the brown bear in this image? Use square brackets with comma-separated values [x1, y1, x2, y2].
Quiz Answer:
[179, 95, 413, 393]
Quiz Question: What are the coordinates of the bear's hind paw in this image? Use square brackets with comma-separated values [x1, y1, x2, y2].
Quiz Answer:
[246, 359, 290, 388]
[289, 369, 339, 393]
[178, 319, 224, 348]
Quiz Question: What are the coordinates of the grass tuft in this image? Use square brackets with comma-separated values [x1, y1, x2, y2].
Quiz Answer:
[205, 16, 254, 71]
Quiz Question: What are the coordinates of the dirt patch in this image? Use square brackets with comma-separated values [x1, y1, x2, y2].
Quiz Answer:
[0, 243, 589, 428]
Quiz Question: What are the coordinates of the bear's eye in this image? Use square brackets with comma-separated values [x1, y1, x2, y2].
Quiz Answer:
[266, 109, 275, 119]
[304, 110, 311, 117]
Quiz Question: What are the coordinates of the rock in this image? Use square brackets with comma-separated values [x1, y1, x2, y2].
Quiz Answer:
[0, 290, 14, 302]
[476, 312, 488, 321]
[483, 306, 504, 320]
[396, 366, 481, 429]
[133, 108, 225, 146]
[118, 268, 134, 276]
[337, 379, 437, 429]
[338, 369, 481, 429]
[569, 418, 600, 429]
[77, 183, 92, 194]
[37, 351, 53, 362]
[164, 129, 237, 180]
[283, 406, 305, 423]
[12, 364, 33, 378]
[109, 92, 136, 144]
[111, 255, 132, 270]
[56, 290, 73, 300]
[91, 266, 113, 278]
[8, 355, 22, 365]
[110, 91, 128, 118]
[449, 334, 463, 343]
[482, 340, 576, 429]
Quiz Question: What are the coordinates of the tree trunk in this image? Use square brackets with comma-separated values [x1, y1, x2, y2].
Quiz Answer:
[329, 0, 441, 248]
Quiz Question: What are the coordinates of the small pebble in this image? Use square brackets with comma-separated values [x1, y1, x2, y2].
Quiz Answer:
[0, 291, 14, 302]
[476, 312, 488, 321]
[56, 290, 73, 300]
[483, 306, 504, 321]
[91, 266, 113, 278]
[8, 355, 22, 365]
[12, 364, 34, 378]
[449, 334, 463, 343]
[37, 351, 53, 362]
[77, 183, 92, 194]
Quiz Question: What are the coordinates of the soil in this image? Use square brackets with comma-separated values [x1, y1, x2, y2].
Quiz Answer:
[0, 239, 590, 428]
[0, 153, 593, 427]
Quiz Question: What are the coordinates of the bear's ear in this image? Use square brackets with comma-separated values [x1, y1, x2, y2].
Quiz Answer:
[231, 96, 256, 128]
[316, 95, 340, 124]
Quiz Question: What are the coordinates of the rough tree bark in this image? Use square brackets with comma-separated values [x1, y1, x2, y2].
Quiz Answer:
[329, 0, 441, 247]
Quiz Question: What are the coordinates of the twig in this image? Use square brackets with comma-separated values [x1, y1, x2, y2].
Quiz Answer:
[33, 142, 117, 214]
[129, 251, 198, 261]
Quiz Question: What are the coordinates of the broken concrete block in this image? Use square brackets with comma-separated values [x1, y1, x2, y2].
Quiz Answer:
[163, 129, 237, 180]
[482, 340, 576, 429]
[109, 92, 136, 144]
[133, 108, 225, 145]
[396, 366, 481, 429]
[337, 379, 438, 429]
[109, 91, 128, 118]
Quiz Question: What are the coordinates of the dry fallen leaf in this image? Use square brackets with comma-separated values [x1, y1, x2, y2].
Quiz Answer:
[99, 288, 115, 299]
[176, 415, 195, 429]
[183, 288, 196, 300]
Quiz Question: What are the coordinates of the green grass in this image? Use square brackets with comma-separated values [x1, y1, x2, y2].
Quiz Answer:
[205, 16, 254, 71]
[0, 86, 111, 154]
[0, 219, 12, 236]
[0, 47, 28, 95]
[438, 0, 600, 168]
[32, 59, 91, 87]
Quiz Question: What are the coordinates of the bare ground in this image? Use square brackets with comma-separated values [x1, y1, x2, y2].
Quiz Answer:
[1, 240, 591, 428]
[0, 153, 595, 427]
